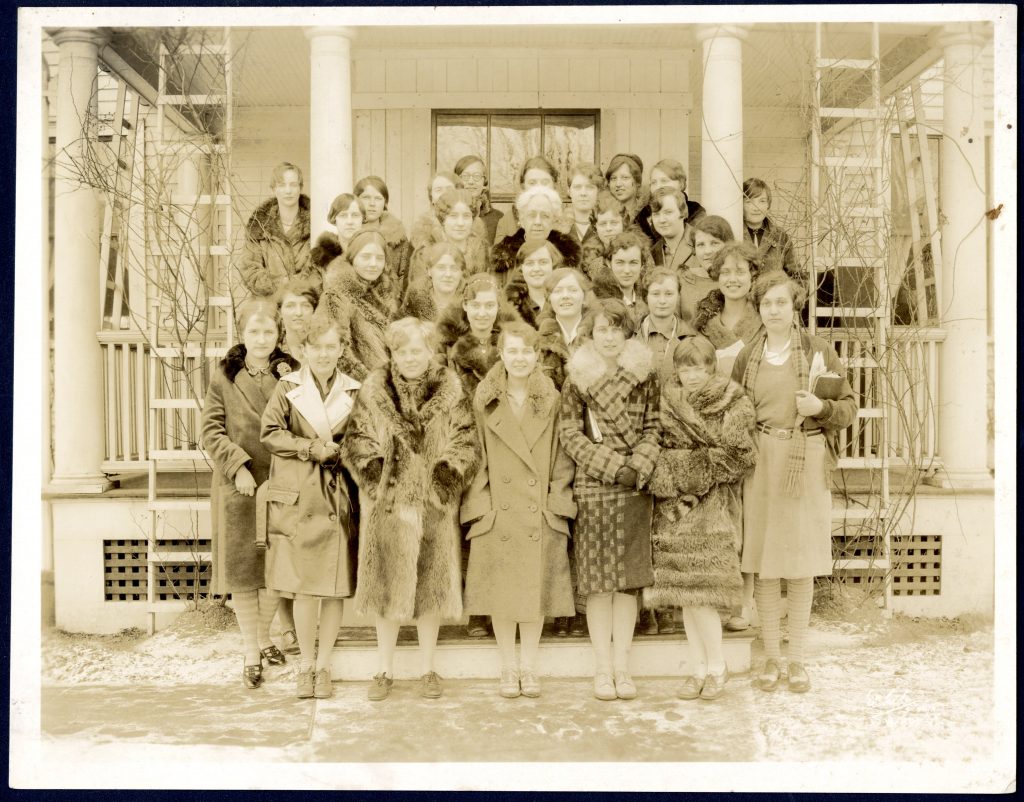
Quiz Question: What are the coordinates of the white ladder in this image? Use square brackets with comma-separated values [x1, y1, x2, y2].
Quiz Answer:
[810, 22, 892, 610]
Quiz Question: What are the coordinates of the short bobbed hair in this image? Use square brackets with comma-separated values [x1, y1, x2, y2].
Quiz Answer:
[743, 177, 772, 206]
[543, 266, 591, 295]
[434, 188, 478, 224]
[581, 297, 637, 340]
[642, 265, 681, 296]
[454, 154, 487, 177]
[354, 175, 390, 206]
[427, 170, 462, 202]
[607, 230, 653, 268]
[516, 238, 563, 268]
[327, 192, 363, 225]
[498, 320, 541, 350]
[672, 335, 717, 370]
[649, 187, 688, 218]
[462, 273, 501, 303]
[692, 214, 736, 249]
[651, 158, 687, 191]
[518, 155, 560, 187]
[567, 161, 606, 191]
[302, 309, 341, 346]
[270, 162, 303, 190]
[385, 317, 438, 352]
[709, 240, 761, 282]
[423, 241, 468, 274]
[274, 276, 320, 311]
[751, 270, 807, 311]
[594, 190, 628, 223]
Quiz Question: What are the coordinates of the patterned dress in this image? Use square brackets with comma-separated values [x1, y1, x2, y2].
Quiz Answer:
[559, 339, 661, 595]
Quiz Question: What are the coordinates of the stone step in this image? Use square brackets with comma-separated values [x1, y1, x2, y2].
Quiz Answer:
[325, 626, 755, 680]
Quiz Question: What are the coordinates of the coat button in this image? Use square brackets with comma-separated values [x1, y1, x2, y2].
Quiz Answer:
[528, 478, 537, 486]
[501, 535, 509, 541]
[329, 513, 337, 522]
[529, 504, 537, 512]
[502, 476, 511, 483]
[501, 503, 510, 510]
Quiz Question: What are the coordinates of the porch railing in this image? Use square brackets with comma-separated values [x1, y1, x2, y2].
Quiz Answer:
[98, 326, 946, 475]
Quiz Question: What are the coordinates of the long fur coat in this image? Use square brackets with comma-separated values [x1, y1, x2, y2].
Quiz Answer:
[240, 195, 315, 296]
[644, 374, 757, 610]
[491, 228, 582, 286]
[340, 362, 481, 621]
[398, 279, 447, 323]
[318, 256, 399, 381]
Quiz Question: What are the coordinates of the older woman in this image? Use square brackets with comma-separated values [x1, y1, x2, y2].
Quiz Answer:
[646, 336, 756, 701]
[201, 299, 300, 689]
[309, 192, 366, 280]
[636, 158, 706, 242]
[591, 230, 652, 321]
[260, 310, 362, 699]
[356, 176, 413, 292]
[733, 271, 857, 694]
[318, 229, 399, 381]
[560, 298, 661, 701]
[241, 162, 314, 297]
[604, 153, 646, 225]
[504, 238, 561, 328]
[409, 188, 490, 285]
[342, 318, 481, 701]
[492, 184, 581, 284]
[461, 321, 576, 698]
[400, 242, 466, 323]
[455, 154, 504, 246]
[490, 154, 561, 244]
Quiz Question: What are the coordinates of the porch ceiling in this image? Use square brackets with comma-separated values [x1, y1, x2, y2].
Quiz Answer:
[105, 23, 942, 110]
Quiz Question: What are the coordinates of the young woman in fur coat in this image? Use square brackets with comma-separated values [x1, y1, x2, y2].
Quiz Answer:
[491, 185, 582, 286]
[260, 310, 362, 700]
[590, 229, 652, 322]
[341, 318, 481, 701]
[355, 176, 413, 292]
[559, 298, 661, 702]
[240, 163, 315, 297]
[646, 336, 757, 701]
[408, 188, 491, 290]
[461, 322, 576, 698]
[201, 299, 300, 689]
[503, 238, 563, 329]
[399, 243, 466, 324]
[307, 192, 365, 287]
[318, 230, 399, 381]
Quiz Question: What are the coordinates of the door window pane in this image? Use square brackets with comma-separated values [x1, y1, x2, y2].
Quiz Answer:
[435, 114, 488, 180]
[490, 115, 541, 197]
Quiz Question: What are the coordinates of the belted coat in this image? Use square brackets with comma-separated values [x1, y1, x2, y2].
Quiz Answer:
[460, 364, 576, 621]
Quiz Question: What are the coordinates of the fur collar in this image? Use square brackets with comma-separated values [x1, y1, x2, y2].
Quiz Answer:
[537, 315, 570, 359]
[503, 269, 544, 328]
[311, 231, 344, 272]
[220, 344, 299, 383]
[400, 280, 440, 321]
[246, 195, 311, 242]
[450, 328, 500, 379]
[410, 211, 443, 250]
[371, 361, 464, 430]
[475, 361, 559, 418]
[365, 211, 408, 246]
[492, 228, 583, 275]
[694, 289, 762, 349]
[322, 255, 395, 308]
[436, 300, 516, 350]
[565, 338, 654, 393]
[662, 373, 745, 423]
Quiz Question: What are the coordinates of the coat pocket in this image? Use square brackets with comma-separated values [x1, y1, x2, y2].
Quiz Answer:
[267, 485, 301, 540]
[465, 510, 496, 540]
[542, 509, 570, 536]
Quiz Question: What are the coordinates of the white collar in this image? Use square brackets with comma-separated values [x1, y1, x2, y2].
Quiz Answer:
[762, 337, 792, 366]
[558, 316, 581, 344]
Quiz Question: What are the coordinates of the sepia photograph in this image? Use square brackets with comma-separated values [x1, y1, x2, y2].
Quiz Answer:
[12, 3, 1015, 792]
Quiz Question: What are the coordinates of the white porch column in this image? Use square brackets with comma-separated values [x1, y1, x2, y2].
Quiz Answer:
[696, 24, 747, 237]
[49, 28, 112, 493]
[305, 27, 355, 240]
[933, 24, 992, 489]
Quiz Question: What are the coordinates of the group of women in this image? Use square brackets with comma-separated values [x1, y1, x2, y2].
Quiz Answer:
[205, 153, 854, 703]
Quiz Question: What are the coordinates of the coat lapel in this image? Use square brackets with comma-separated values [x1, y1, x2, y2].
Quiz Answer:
[232, 370, 271, 418]
[285, 366, 361, 441]
[486, 401, 537, 471]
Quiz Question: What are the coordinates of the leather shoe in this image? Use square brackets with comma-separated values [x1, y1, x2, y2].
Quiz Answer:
[280, 629, 300, 655]
[261, 644, 287, 666]
[313, 667, 333, 698]
[700, 667, 729, 700]
[499, 668, 520, 698]
[552, 616, 570, 637]
[593, 672, 616, 701]
[755, 658, 781, 692]
[295, 667, 315, 698]
[614, 670, 637, 700]
[724, 615, 750, 632]
[655, 609, 677, 635]
[787, 661, 811, 693]
[466, 615, 490, 638]
[677, 675, 703, 700]
[520, 670, 541, 698]
[243, 659, 263, 690]
[636, 608, 659, 636]
[569, 614, 588, 637]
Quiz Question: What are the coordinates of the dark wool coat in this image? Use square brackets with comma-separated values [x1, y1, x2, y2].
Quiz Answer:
[201, 346, 299, 593]
[460, 364, 576, 620]
[644, 375, 757, 610]
[553, 210, 603, 253]
[318, 257, 399, 381]
[260, 366, 362, 598]
[341, 362, 481, 621]
[559, 339, 661, 595]
[491, 228, 582, 287]
[241, 195, 315, 297]
[743, 217, 802, 282]
[408, 212, 490, 290]
[589, 260, 650, 322]
[364, 212, 413, 292]
[436, 302, 517, 399]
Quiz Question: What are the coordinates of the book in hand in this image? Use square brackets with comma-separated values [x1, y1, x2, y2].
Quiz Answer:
[811, 372, 845, 400]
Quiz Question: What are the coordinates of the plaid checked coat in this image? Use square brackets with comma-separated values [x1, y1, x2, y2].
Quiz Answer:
[559, 338, 661, 595]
